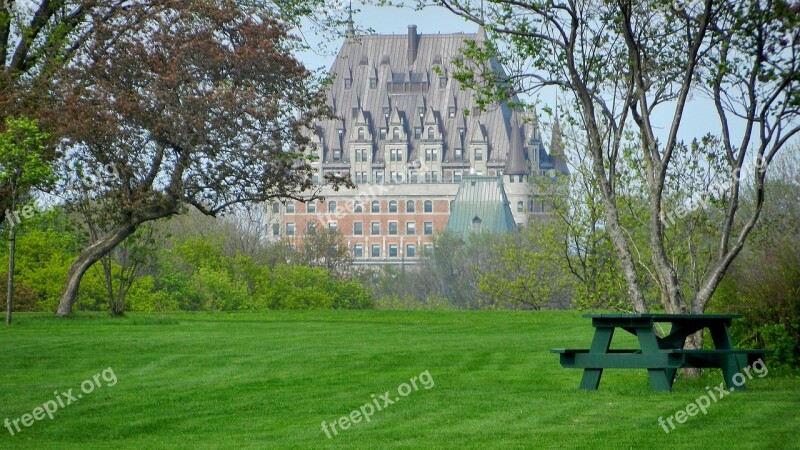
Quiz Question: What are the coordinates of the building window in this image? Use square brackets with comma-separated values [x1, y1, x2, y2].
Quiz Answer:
[389, 244, 398, 257]
[371, 222, 380, 235]
[353, 222, 363, 235]
[406, 244, 416, 258]
[358, 128, 365, 140]
[389, 222, 398, 235]
[380, 128, 387, 140]
[392, 127, 400, 140]
[383, 106, 391, 117]
[328, 201, 337, 213]
[425, 171, 439, 183]
[356, 148, 368, 162]
[417, 106, 425, 117]
[328, 221, 338, 231]
[424, 243, 434, 255]
[517, 201, 524, 212]
[285, 202, 295, 213]
[307, 202, 316, 213]
[427, 127, 434, 140]
[454, 148, 463, 160]
[271, 223, 280, 236]
[272, 202, 280, 213]
[390, 171, 403, 183]
[355, 171, 368, 184]
[409, 171, 418, 183]
[286, 223, 295, 236]
[354, 244, 364, 258]
[453, 171, 463, 183]
[475, 148, 483, 161]
[424, 221, 433, 235]
[425, 148, 438, 162]
[344, 78, 352, 89]
[439, 76, 446, 88]
[373, 170, 384, 184]
[371, 244, 381, 258]
[406, 200, 415, 213]
[406, 222, 416, 235]
[354, 201, 363, 213]
[307, 222, 317, 233]
[389, 201, 398, 213]
[424, 200, 433, 213]
[414, 128, 422, 139]
[390, 148, 403, 162]
[448, 106, 456, 118]
[369, 78, 377, 88]
[371, 200, 380, 213]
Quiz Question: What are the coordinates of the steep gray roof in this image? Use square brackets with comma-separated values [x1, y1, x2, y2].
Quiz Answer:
[316, 25, 534, 169]
[446, 175, 517, 238]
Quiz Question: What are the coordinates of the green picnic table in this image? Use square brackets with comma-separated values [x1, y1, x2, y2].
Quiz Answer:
[551, 314, 769, 392]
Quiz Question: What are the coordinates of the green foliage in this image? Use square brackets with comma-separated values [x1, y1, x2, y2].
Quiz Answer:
[711, 153, 800, 368]
[476, 222, 571, 310]
[0, 117, 54, 191]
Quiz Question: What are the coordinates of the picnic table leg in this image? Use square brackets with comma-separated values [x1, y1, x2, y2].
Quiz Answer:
[579, 327, 614, 390]
[709, 323, 746, 391]
[636, 327, 673, 392]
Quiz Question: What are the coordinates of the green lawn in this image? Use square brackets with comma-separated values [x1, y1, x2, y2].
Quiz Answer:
[1, 311, 798, 449]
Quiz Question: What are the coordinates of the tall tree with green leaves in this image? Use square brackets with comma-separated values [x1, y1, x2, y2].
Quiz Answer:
[0, 117, 53, 324]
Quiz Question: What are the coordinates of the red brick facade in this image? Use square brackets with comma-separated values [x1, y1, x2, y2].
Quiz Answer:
[279, 197, 451, 262]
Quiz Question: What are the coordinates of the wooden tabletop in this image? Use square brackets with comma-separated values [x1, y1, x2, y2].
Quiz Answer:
[583, 313, 741, 320]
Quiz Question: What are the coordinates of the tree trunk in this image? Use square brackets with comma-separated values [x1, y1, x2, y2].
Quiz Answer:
[5, 222, 15, 325]
[55, 222, 137, 317]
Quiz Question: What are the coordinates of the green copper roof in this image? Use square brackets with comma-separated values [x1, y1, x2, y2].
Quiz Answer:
[446, 176, 518, 239]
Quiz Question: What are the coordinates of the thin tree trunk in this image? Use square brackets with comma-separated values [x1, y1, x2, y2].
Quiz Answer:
[55, 222, 137, 317]
[5, 221, 15, 325]
[5, 185, 16, 326]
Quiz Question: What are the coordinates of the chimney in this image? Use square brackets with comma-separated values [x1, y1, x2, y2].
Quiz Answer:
[408, 25, 419, 65]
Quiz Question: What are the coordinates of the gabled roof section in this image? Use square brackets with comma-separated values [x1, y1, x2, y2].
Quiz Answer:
[446, 176, 518, 239]
[469, 120, 486, 143]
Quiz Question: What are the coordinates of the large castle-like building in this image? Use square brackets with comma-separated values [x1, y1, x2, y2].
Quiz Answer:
[271, 25, 567, 264]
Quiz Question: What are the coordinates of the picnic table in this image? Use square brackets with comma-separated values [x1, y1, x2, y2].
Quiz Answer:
[551, 314, 769, 392]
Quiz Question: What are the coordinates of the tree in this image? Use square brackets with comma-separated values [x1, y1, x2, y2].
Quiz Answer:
[49, 0, 350, 316]
[476, 222, 572, 310]
[437, 0, 800, 315]
[0, 117, 53, 324]
[295, 227, 353, 278]
[1, 1, 357, 228]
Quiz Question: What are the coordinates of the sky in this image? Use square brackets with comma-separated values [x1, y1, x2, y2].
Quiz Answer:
[293, 2, 753, 159]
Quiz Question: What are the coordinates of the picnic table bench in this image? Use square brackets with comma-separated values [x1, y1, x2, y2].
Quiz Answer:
[551, 314, 769, 392]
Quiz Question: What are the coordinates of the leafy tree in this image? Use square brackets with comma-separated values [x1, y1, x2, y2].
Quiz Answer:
[437, 0, 800, 316]
[0, 117, 53, 324]
[476, 221, 572, 310]
[295, 227, 353, 278]
[0, 0, 356, 224]
[49, 0, 350, 316]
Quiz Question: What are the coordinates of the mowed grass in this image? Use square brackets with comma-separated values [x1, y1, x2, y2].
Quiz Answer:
[1, 311, 798, 449]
